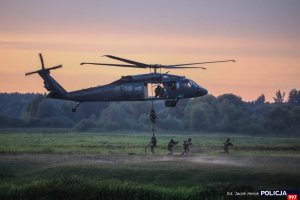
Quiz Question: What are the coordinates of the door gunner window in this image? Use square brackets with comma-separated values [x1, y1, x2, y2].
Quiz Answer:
[168, 81, 176, 90]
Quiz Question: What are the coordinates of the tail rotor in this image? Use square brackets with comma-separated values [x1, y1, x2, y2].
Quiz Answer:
[25, 53, 62, 76]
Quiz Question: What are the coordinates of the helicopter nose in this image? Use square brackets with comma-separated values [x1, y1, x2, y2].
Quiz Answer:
[197, 88, 208, 96]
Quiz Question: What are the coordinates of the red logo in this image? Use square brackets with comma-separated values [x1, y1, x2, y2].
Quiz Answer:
[287, 194, 298, 200]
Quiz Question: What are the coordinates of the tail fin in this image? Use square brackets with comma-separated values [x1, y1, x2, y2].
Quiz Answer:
[25, 53, 67, 98]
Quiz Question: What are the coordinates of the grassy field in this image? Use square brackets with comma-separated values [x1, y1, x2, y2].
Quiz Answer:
[0, 132, 300, 200]
[1, 132, 300, 155]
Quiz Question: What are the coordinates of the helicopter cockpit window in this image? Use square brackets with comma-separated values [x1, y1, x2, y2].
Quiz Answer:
[189, 80, 198, 87]
[182, 80, 192, 88]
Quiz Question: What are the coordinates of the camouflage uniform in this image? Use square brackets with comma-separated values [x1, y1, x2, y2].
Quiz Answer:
[224, 138, 234, 154]
[145, 135, 157, 154]
[149, 109, 157, 131]
[154, 85, 164, 98]
[167, 139, 178, 155]
[181, 138, 192, 155]
[150, 135, 157, 154]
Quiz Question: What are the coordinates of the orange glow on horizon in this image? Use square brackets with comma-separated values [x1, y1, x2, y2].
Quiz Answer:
[1, 9, 300, 103]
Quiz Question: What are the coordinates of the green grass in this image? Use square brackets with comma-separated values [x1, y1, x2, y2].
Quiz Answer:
[0, 177, 232, 200]
[0, 132, 299, 155]
[1, 155, 299, 200]
[0, 132, 300, 199]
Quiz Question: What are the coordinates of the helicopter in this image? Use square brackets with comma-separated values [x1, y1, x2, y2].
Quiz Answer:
[25, 54, 235, 112]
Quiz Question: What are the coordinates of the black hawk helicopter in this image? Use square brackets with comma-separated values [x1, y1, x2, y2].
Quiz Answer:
[26, 54, 235, 112]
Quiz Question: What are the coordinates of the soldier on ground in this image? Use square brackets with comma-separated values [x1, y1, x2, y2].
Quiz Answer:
[167, 139, 178, 155]
[181, 138, 192, 155]
[187, 137, 192, 150]
[145, 134, 157, 154]
[223, 138, 234, 154]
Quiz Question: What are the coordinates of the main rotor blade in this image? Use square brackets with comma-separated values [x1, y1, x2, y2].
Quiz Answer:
[163, 66, 206, 69]
[39, 53, 45, 69]
[81, 62, 145, 68]
[103, 55, 148, 68]
[166, 60, 236, 67]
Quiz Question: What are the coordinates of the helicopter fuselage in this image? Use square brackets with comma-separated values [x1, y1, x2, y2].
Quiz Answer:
[26, 53, 231, 110]
[48, 73, 208, 106]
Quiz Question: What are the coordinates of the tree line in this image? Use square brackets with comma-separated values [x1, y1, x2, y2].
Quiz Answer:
[0, 89, 299, 135]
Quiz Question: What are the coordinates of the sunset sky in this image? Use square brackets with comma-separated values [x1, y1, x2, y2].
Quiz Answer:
[0, 0, 299, 101]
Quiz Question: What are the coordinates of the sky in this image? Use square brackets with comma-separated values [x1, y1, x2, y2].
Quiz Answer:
[0, 0, 300, 101]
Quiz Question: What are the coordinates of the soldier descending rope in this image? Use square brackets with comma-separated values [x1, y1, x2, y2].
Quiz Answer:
[149, 108, 157, 133]
[145, 108, 157, 154]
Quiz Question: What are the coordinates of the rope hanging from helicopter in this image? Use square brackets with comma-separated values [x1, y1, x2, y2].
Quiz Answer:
[149, 67, 156, 137]
[144, 67, 158, 155]
[149, 65, 163, 137]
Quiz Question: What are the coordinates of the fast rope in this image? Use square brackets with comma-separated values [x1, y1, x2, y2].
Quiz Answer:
[149, 67, 156, 137]
[145, 68, 158, 154]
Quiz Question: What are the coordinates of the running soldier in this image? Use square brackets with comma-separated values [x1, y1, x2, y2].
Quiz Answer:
[167, 139, 178, 155]
[223, 138, 234, 154]
[181, 138, 192, 155]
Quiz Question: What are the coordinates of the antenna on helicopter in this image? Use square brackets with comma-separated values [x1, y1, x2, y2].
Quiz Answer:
[81, 55, 235, 73]
[25, 53, 62, 76]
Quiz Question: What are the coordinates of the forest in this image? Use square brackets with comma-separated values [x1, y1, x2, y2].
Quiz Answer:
[0, 89, 299, 135]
